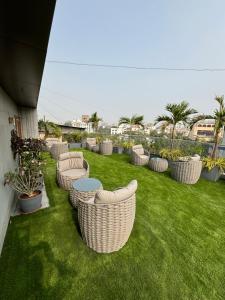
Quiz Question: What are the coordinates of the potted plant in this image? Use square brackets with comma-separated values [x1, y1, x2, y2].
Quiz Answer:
[160, 148, 202, 184]
[68, 132, 82, 149]
[201, 157, 225, 181]
[122, 140, 134, 154]
[5, 131, 45, 212]
[5, 168, 43, 213]
[113, 138, 124, 154]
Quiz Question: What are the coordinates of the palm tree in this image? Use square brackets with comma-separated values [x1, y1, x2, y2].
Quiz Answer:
[38, 118, 61, 139]
[155, 101, 197, 149]
[119, 115, 144, 137]
[209, 96, 225, 158]
[89, 112, 102, 132]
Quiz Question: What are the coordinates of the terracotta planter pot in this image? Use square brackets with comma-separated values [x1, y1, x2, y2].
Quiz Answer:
[201, 167, 222, 182]
[18, 190, 42, 213]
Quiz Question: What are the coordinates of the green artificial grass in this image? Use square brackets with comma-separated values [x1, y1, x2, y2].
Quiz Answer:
[1, 150, 225, 300]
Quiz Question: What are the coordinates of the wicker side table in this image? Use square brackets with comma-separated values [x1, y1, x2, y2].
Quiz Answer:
[149, 157, 168, 172]
[70, 178, 103, 208]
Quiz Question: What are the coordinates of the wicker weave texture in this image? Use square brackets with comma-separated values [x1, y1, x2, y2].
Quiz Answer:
[99, 141, 113, 155]
[78, 195, 136, 253]
[86, 138, 96, 151]
[51, 143, 68, 160]
[57, 159, 89, 190]
[70, 183, 103, 208]
[170, 161, 202, 184]
[149, 158, 168, 172]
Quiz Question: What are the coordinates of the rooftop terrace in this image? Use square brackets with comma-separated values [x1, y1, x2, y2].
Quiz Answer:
[0, 150, 225, 299]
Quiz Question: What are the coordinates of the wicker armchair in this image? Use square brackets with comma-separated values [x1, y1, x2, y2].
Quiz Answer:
[86, 138, 96, 151]
[45, 138, 61, 150]
[78, 180, 138, 253]
[131, 144, 149, 166]
[57, 152, 89, 190]
[99, 141, 113, 155]
[50, 142, 68, 160]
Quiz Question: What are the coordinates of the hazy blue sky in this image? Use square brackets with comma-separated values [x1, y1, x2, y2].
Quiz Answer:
[38, 0, 225, 124]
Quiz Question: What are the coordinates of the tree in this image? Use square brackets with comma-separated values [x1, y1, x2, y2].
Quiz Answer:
[119, 114, 144, 136]
[89, 112, 102, 132]
[155, 101, 197, 149]
[38, 118, 61, 139]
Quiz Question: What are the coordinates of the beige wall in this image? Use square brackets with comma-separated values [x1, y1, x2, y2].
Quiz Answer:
[0, 87, 39, 253]
[0, 87, 18, 253]
[20, 107, 38, 138]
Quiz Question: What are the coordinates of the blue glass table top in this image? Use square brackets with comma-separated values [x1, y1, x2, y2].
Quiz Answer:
[72, 178, 102, 192]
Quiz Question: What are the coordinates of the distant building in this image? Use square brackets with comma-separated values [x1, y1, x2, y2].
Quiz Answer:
[82, 115, 90, 123]
[71, 118, 93, 133]
[189, 119, 223, 141]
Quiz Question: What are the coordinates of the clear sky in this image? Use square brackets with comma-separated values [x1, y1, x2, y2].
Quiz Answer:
[38, 0, 225, 124]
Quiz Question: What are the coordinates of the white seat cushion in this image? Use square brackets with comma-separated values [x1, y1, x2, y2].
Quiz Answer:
[61, 168, 87, 179]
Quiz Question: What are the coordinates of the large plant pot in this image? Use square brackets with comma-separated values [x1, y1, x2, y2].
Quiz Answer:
[149, 157, 168, 172]
[69, 142, 81, 149]
[201, 167, 222, 182]
[113, 146, 124, 154]
[92, 144, 100, 153]
[99, 141, 113, 155]
[124, 148, 132, 155]
[18, 191, 42, 213]
[170, 161, 202, 184]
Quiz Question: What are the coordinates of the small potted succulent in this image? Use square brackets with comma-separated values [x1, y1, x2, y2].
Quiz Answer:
[201, 157, 225, 182]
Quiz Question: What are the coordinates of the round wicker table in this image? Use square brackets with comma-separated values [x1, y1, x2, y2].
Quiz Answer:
[70, 178, 103, 208]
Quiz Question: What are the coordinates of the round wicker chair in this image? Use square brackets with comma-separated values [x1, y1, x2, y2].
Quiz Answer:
[99, 141, 113, 155]
[50, 142, 68, 160]
[77, 180, 137, 253]
[57, 152, 89, 190]
[149, 157, 168, 172]
[170, 160, 202, 184]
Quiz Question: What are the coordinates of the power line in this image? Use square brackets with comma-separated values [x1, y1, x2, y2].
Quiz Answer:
[46, 60, 225, 72]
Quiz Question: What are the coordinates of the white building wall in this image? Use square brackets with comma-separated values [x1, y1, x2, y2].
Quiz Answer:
[0, 87, 18, 253]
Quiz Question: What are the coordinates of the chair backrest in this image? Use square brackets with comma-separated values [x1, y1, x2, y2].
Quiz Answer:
[86, 138, 96, 145]
[58, 152, 84, 171]
[46, 138, 60, 149]
[132, 144, 144, 155]
[94, 180, 137, 204]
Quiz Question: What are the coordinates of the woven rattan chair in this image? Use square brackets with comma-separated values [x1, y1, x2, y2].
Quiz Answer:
[50, 142, 68, 160]
[86, 138, 96, 151]
[57, 152, 89, 190]
[99, 141, 113, 155]
[131, 144, 149, 166]
[78, 180, 138, 253]
[45, 138, 61, 150]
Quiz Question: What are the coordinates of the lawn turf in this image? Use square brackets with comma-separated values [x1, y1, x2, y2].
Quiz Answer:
[0, 150, 225, 300]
